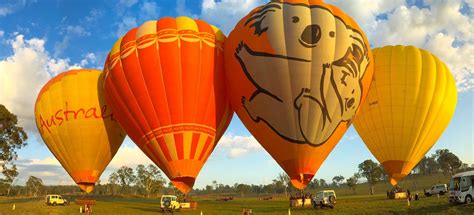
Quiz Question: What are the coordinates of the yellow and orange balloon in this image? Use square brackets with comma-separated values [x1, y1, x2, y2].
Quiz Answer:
[103, 16, 232, 194]
[35, 69, 126, 193]
[353, 45, 457, 186]
[225, 0, 374, 189]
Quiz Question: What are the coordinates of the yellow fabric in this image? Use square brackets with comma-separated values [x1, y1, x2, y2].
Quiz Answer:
[353, 45, 457, 185]
[35, 69, 126, 193]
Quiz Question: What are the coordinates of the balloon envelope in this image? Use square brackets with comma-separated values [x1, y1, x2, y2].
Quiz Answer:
[103, 16, 232, 194]
[35, 69, 126, 193]
[353, 45, 457, 185]
[225, 0, 373, 189]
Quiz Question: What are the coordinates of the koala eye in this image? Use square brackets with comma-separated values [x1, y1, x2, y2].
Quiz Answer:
[340, 70, 349, 86]
[292, 16, 299, 23]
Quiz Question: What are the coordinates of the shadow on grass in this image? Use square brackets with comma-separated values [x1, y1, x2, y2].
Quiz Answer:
[0, 197, 41, 204]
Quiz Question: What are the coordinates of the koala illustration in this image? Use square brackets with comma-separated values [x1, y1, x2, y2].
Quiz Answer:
[236, 1, 370, 146]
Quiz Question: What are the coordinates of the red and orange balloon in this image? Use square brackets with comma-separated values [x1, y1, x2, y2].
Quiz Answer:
[103, 16, 232, 193]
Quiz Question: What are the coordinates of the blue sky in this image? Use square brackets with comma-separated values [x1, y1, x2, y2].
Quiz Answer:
[0, 0, 473, 189]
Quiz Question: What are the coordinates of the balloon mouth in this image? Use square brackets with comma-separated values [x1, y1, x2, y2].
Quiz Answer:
[78, 183, 95, 193]
[389, 174, 407, 186]
[290, 174, 314, 190]
[171, 177, 196, 194]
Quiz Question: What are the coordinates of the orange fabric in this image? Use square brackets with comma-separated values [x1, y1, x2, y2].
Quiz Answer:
[103, 17, 232, 194]
[225, 1, 373, 189]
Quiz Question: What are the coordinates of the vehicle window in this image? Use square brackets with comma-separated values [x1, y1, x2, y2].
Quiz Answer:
[163, 197, 171, 202]
[450, 177, 460, 191]
[59, 196, 62, 199]
[461, 176, 472, 192]
[317, 192, 323, 198]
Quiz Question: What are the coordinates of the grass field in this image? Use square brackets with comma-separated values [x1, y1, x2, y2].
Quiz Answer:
[1, 194, 473, 214]
[0, 174, 473, 214]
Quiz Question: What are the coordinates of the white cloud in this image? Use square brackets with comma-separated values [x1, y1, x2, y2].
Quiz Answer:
[139, 0, 160, 20]
[216, 134, 263, 158]
[108, 142, 153, 169]
[80, 52, 97, 67]
[200, 0, 267, 34]
[327, 0, 474, 92]
[176, 0, 198, 18]
[29, 157, 61, 166]
[0, 30, 4, 37]
[15, 157, 73, 185]
[0, 34, 81, 132]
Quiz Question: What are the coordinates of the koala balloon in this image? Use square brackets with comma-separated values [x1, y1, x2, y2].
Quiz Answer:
[225, 0, 374, 189]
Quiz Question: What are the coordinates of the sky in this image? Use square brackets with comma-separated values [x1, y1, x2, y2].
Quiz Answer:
[0, 0, 473, 189]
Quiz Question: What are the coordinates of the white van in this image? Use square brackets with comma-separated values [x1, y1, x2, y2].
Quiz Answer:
[448, 170, 474, 204]
[424, 184, 448, 196]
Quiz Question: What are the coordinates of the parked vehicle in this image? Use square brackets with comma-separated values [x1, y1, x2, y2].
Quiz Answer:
[45, 194, 68, 206]
[449, 170, 474, 204]
[312, 190, 336, 209]
[160, 195, 181, 212]
[424, 184, 448, 196]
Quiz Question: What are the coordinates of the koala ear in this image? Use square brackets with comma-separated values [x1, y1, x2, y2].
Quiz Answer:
[244, 2, 281, 36]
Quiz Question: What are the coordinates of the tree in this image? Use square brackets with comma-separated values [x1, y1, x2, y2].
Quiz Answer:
[115, 166, 136, 193]
[319, 179, 327, 188]
[358, 160, 384, 195]
[235, 184, 250, 198]
[277, 173, 290, 197]
[436, 149, 462, 174]
[135, 164, 166, 197]
[26, 176, 43, 197]
[212, 180, 218, 191]
[1, 164, 18, 196]
[0, 105, 27, 187]
[332, 175, 345, 187]
[346, 174, 359, 194]
[108, 172, 119, 195]
[309, 178, 320, 189]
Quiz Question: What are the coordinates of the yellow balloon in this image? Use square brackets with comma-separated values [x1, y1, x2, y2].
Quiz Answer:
[35, 69, 126, 193]
[353, 45, 457, 186]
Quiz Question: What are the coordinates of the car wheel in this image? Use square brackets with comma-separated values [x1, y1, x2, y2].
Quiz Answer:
[52, 202, 57, 206]
[439, 191, 445, 195]
[466, 195, 472, 204]
[320, 202, 324, 209]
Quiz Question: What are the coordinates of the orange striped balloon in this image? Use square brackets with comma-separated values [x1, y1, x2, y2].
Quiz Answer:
[103, 16, 232, 194]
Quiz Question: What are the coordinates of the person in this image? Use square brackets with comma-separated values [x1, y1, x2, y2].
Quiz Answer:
[301, 193, 305, 207]
[407, 189, 411, 201]
[415, 193, 419, 201]
[387, 190, 390, 199]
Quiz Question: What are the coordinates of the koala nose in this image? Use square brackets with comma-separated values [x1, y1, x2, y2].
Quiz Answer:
[300, 24, 321, 46]
[347, 98, 355, 109]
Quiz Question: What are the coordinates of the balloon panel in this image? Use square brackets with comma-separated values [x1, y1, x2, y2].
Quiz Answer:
[353, 46, 457, 184]
[225, 0, 374, 189]
[104, 17, 232, 194]
[35, 69, 126, 193]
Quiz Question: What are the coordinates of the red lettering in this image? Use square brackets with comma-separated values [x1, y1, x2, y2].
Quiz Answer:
[39, 115, 51, 134]
[55, 109, 64, 126]
[85, 107, 100, 118]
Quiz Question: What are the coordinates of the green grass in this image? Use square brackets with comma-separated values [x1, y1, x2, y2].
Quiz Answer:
[0, 174, 472, 214]
[1, 194, 473, 214]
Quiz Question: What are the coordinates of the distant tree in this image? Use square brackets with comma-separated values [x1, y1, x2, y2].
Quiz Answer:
[277, 173, 290, 197]
[0, 105, 28, 188]
[358, 160, 384, 195]
[332, 175, 345, 187]
[309, 178, 320, 189]
[426, 155, 440, 174]
[1, 164, 18, 196]
[319, 179, 327, 188]
[212, 180, 218, 191]
[346, 174, 359, 194]
[115, 166, 136, 194]
[135, 164, 166, 198]
[108, 172, 119, 195]
[26, 176, 43, 197]
[205, 185, 213, 193]
[235, 184, 250, 198]
[436, 149, 462, 174]
[460, 163, 469, 170]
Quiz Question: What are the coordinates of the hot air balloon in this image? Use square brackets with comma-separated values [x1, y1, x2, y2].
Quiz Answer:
[225, 0, 374, 189]
[353, 45, 457, 186]
[103, 16, 232, 194]
[35, 69, 126, 193]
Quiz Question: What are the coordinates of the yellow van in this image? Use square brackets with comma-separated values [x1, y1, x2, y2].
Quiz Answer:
[45, 194, 68, 206]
